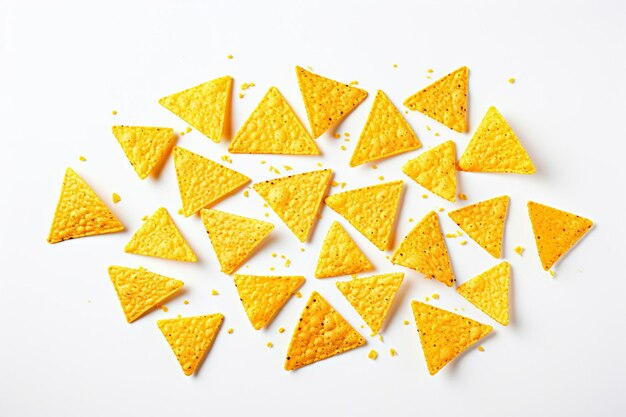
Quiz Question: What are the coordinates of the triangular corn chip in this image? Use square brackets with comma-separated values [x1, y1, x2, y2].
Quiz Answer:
[402, 140, 456, 202]
[315, 221, 374, 278]
[457, 262, 510, 325]
[112, 126, 175, 179]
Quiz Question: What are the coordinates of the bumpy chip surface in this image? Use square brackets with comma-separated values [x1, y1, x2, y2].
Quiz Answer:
[457, 262, 510, 325]
[315, 221, 374, 278]
[112, 126, 175, 179]
[402, 140, 456, 202]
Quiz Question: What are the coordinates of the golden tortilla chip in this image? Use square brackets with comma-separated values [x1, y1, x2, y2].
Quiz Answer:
[253, 169, 332, 242]
[233, 274, 304, 330]
[157, 314, 224, 376]
[124, 207, 197, 262]
[229, 87, 319, 155]
[527, 201, 593, 270]
[457, 262, 510, 325]
[296, 66, 368, 138]
[325, 181, 403, 250]
[350, 90, 421, 166]
[392, 211, 454, 287]
[336, 272, 404, 334]
[108, 265, 183, 323]
[402, 140, 456, 202]
[411, 301, 493, 375]
[285, 291, 365, 370]
[47, 168, 124, 243]
[200, 209, 274, 274]
[404, 67, 468, 133]
[159, 76, 232, 143]
[315, 221, 374, 278]
[459, 107, 535, 174]
[111, 126, 175, 179]
[173, 146, 250, 217]
[448, 196, 509, 258]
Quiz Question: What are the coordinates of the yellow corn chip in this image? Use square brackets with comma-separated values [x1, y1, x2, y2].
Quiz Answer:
[527, 201, 593, 270]
[459, 107, 535, 174]
[159, 76, 232, 143]
[229, 87, 319, 155]
[111, 126, 175, 179]
[457, 262, 510, 325]
[336, 272, 404, 334]
[315, 221, 374, 278]
[108, 265, 183, 323]
[157, 314, 224, 376]
[233, 274, 304, 330]
[325, 181, 403, 250]
[173, 146, 250, 217]
[404, 66, 469, 133]
[124, 207, 197, 262]
[295, 66, 368, 138]
[47, 168, 124, 243]
[392, 211, 455, 287]
[402, 140, 456, 202]
[448, 196, 509, 258]
[285, 292, 365, 370]
[253, 169, 332, 242]
[411, 301, 493, 375]
[350, 90, 421, 166]
[200, 209, 274, 274]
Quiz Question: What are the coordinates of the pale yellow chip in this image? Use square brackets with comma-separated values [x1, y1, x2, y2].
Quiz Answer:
[200, 209, 274, 274]
[457, 262, 510, 325]
[108, 265, 183, 323]
[159, 76, 232, 143]
[157, 314, 224, 376]
[229, 87, 319, 155]
[448, 196, 509, 258]
[411, 301, 493, 375]
[47, 168, 124, 243]
[253, 169, 332, 242]
[404, 66, 469, 133]
[392, 211, 455, 287]
[296, 66, 368, 138]
[111, 126, 175, 179]
[350, 90, 421, 166]
[124, 207, 197, 262]
[173, 146, 250, 217]
[325, 181, 403, 250]
[459, 107, 535, 174]
[336, 272, 404, 334]
[285, 292, 365, 370]
[315, 221, 374, 278]
[233, 274, 304, 330]
[528, 201, 593, 270]
[402, 140, 456, 202]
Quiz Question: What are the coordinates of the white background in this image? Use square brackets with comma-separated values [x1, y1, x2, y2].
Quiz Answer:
[1, 1, 625, 416]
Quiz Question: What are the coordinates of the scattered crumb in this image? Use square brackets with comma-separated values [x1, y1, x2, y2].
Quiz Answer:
[393, 64, 398, 68]
[112, 110, 117, 115]
[390, 348, 397, 357]
[349, 80, 359, 86]
[445, 233, 457, 238]
[284, 165, 293, 171]
[409, 218, 414, 223]
[368, 349, 378, 360]
[549, 270, 555, 277]
[360, 325, 365, 329]
[378, 176, 384, 181]
[378, 334, 383, 342]
[79, 156, 87, 162]
[284, 259, 291, 267]
[456, 229, 463, 236]
[183, 300, 189, 305]
[186, 127, 192, 133]
[260, 160, 266, 165]
[300, 248, 305, 252]
[478, 346, 485, 352]
[270, 267, 275, 271]
[425, 297, 430, 302]
[243, 190, 249, 198]
[280, 254, 285, 259]
[403, 320, 409, 326]
[228, 328, 234, 334]
[141, 215, 149, 221]
[422, 194, 428, 199]
[514, 246, 524, 256]
[177, 209, 183, 215]
[439, 207, 445, 212]
[221, 155, 232, 164]
[460, 240, 467, 245]
[344, 132, 350, 137]
[240, 82, 255, 90]
[272, 253, 277, 258]
[238, 93, 245, 99]
[317, 162, 322, 167]
[426, 125, 431, 131]
[372, 164, 378, 169]
[434, 132, 440, 137]
[278, 327, 285, 333]
[344, 138, 350, 142]
[458, 193, 468, 200]
[331, 180, 339, 187]
[334, 133, 341, 139]
[227, 54, 233, 59]
[161, 306, 168, 313]
[267, 342, 273, 348]
[211, 289, 219, 296]
[508, 78, 516, 84]
[340, 146, 346, 151]
[295, 291, 302, 298]
[340, 182, 346, 189]
[432, 293, 440, 300]
[307, 66, 314, 72]
[264, 213, 269, 218]
[112, 193, 121, 204]
[427, 68, 434, 73]
[177, 314, 182, 318]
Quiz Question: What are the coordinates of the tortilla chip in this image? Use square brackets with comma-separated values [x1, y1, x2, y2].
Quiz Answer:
[404, 67, 468, 133]
[233, 274, 304, 330]
[157, 314, 224, 376]
[336, 272, 404, 334]
[253, 169, 332, 242]
[392, 211, 455, 287]
[159, 76, 232, 143]
[111, 126, 175, 179]
[200, 209, 274, 274]
[284, 291, 365, 370]
[411, 301, 493, 375]
[173, 146, 250, 217]
[325, 181, 403, 250]
[108, 265, 183, 323]
[315, 221, 374, 278]
[402, 140, 456, 202]
[448, 196, 509, 258]
[47, 168, 124, 243]
[296, 66, 368, 138]
[350, 90, 421, 166]
[459, 107, 535, 174]
[527, 201, 593, 270]
[457, 262, 510, 325]
[124, 207, 197, 262]
[229, 87, 319, 155]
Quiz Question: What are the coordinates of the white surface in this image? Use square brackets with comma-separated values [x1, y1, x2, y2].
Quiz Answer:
[1, 0, 625, 416]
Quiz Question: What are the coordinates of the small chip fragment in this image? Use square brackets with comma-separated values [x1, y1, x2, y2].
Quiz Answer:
[267, 342, 274, 348]
[279, 327, 285, 333]
[478, 346, 485, 352]
[368, 350, 378, 360]
[402, 140, 456, 202]
[514, 246, 524, 256]
[112, 126, 176, 179]
[79, 156, 87, 162]
[315, 221, 374, 278]
[457, 262, 510, 325]
[112, 193, 121, 204]
[390, 348, 397, 357]
[211, 289, 219, 296]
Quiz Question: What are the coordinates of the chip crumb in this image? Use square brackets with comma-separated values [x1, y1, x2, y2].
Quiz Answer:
[270, 267, 275, 271]
[112, 110, 117, 115]
[240, 82, 255, 91]
[460, 240, 467, 245]
[300, 247, 305, 252]
[432, 293, 439, 300]
[79, 156, 87, 162]
[344, 132, 350, 137]
[331, 180, 339, 187]
[458, 193, 468, 200]
[334, 133, 341, 139]
[221, 155, 233, 164]
[368, 349, 378, 360]
[508, 78, 516, 84]
[445, 233, 457, 238]
[186, 127, 192, 133]
[514, 246, 524, 256]
[378, 334, 383, 342]
[280, 254, 285, 259]
[427, 68, 434, 73]
[372, 164, 378, 169]
[478, 345, 485, 352]
[161, 306, 168, 312]
[422, 194, 428, 199]
[272, 253, 277, 257]
[228, 328, 234, 334]
[278, 327, 285, 333]
[285, 259, 291, 267]
[409, 218, 414, 222]
[378, 176, 384, 181]
[260, 160, 266, 165]
[177, 209, 183, 215]
[176, 314, 182, 318]
[425, 297, 430, 302]
[267, 342, 273, 348]
[227, 54, 233, 59]
[112, 193, 121, 204]
[390, 348, 397, 357]
[243, 190, 249, 198]
[141, 215, 149, 221]
[403, 320, 409, 325]
[434, 132, 440, 137]
[211, 289, 219, 296]
[317, 162, 322, 167]
[264, 213, 269, 218]
[183, 300, 189, 305]
[393, 64, 398, 68]
[341, 146, 346, 151]
[549, 270, 555, 277]
[426, 125, 431, 131]
[439, 207, 445, 212]
[180, 131, 185, 136]
[349, 80, 359, 86]
[340, 182, 346, 189]
[284, 165, 293, 171]
[295, 291, 302, 298]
